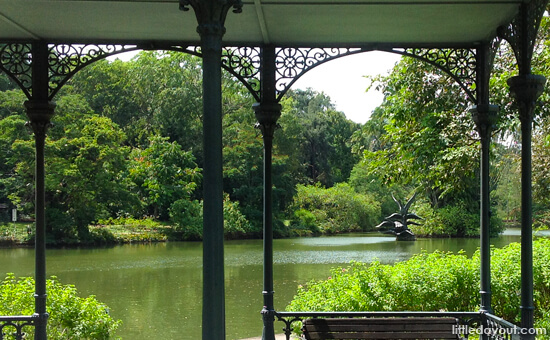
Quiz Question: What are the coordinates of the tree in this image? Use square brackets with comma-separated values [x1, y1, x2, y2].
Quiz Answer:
[288, 183, 380, 235]
[129, 135, 201, 220]
[285, 89, 360, 187]
[360, 57, 478, 206]
[46, 95, 136, 240]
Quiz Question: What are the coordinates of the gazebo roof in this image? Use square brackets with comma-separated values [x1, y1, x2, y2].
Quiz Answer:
[0, 0, 521, 46]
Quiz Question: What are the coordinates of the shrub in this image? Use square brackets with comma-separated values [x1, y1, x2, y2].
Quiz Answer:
[292, 209, 320, 236]
[289, 183, 380, 235]
[169, 195, 254, 240]
[223, 194, 254, 239]
[169, 199, 203, 240]
[411, 202, 505, 237]
[287, 238, 550, 332]
[0, 273, 121, 339]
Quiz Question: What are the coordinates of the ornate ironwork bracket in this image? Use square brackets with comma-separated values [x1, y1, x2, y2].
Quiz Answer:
[162, 44, 261, 101]
[0, 43, 141, 100]
[274, 47, 367, 100]
[2, 43, 484, 105]
[48, 44, 141, 99]
[222, 47, 261, 101]
[271, 46, 480, 103]
[497, 0, 548, 74]
[0, 43, 32, 97]
[391, 47, 478, 103]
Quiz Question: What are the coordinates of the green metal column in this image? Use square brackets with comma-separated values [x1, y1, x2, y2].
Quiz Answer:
[253, 45, 281, 340]
[180, 1, 242, 338]
[25, 41, 55, 340]
[508, 74, 545, 339]
[200, 26, 226, 340]
[471, 44, 498, 316]
[471, 104, 497, 315]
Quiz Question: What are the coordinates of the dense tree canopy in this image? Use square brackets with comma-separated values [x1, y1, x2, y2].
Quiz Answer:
[0, 51, 364, 242]
[2, 18, 550, 242]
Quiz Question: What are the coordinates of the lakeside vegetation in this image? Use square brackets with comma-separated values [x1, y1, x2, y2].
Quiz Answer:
[0, 15, 549, 247]
[287, 238, 550, 335]
[0, 273, 121, 339]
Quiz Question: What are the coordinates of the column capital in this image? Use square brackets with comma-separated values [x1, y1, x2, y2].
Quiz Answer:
[470, 104, 499, 138]
[24, 100, 56, 137]
[180, 0, 242, 38]
[254, 102, 282, 139]
[508, 74, 546, 123]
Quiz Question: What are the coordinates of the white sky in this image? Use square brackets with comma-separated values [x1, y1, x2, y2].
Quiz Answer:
[292, 52, 401, 124]
[112, 50, 402, 124]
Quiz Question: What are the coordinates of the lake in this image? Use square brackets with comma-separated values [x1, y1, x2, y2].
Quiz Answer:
[0, 229, 541, 339]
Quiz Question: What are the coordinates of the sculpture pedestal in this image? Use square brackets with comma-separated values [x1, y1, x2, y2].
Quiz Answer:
[396, 230, 416, 241]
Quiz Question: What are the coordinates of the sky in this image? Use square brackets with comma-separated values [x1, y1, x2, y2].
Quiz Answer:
[113, 50, 402, 124]
[292, 52, 402, 124]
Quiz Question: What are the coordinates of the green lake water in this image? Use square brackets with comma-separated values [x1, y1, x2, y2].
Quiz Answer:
[0, 229, 539, 339]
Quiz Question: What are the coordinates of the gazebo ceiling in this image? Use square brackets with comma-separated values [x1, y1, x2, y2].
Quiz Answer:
[0, 0, 521, 47]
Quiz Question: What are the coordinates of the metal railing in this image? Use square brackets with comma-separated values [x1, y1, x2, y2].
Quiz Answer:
[0, 316, 35, 340]
[482, 313, 523, 340]
[275, 311, 483, 340]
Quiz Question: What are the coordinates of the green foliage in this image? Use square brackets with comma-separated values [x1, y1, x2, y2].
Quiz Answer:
[0, 273, 121, 339]
[292, 209, 320, 236]
[93, 217, 169, 243]
[491, 143, 521, 222]
[411, 201, 504, 237]
[169, 195, 254, 240]
[348, 161, 408, 220]
[0, 222, 33, 245]
[223, 194, 254, 239]
[359, 57, 477, 207]
[289, 183, 380, 235]
[129, 135, 201, 220]
[169, 199, 203, 241]
[288, 238, 550, 331]
[283, 89, 361, 187]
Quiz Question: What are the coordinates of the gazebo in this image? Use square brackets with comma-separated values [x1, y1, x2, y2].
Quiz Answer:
[0, 0, 547, 339]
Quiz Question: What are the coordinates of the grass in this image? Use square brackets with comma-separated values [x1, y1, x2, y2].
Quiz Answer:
[1, 218, 175, 246]
[91, 217, 173, 243]
[0, 222, 34, 246]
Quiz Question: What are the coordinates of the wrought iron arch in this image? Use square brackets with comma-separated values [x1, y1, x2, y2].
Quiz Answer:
[1, 43, 144, 100]
[265, 46, 483, 104]
[389, 48, 478, 103]
[273, 47, 372, 100]
[1, 42, 263, 103]
[2, 43, 490, 106]
[47, 44, 141, 99]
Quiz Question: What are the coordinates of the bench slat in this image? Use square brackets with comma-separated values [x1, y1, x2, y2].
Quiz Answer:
[302, 318, 460, 340]
[304, 324, 455, 332]
[304, 331, 458, 340]
[305, 318, 458, 325]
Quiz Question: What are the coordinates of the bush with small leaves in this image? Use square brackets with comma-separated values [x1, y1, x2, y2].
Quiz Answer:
[288, 239, 550, 333]
[0, 273, 121, 339]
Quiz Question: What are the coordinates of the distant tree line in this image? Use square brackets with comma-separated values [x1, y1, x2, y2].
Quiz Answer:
[2, 15, 550, 244]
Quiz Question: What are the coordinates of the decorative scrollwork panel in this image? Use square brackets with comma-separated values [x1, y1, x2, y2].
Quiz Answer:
[222, 47, 261, 101]
[497, 0, 547, 74]
[274, 47, 364, 100]
[47, 44, 140, 99]
[0, 43, 33, 98]
[393, 47, 477, 103]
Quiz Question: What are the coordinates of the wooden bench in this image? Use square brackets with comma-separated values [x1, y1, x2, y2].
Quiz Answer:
[302, 317, 462, 339]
